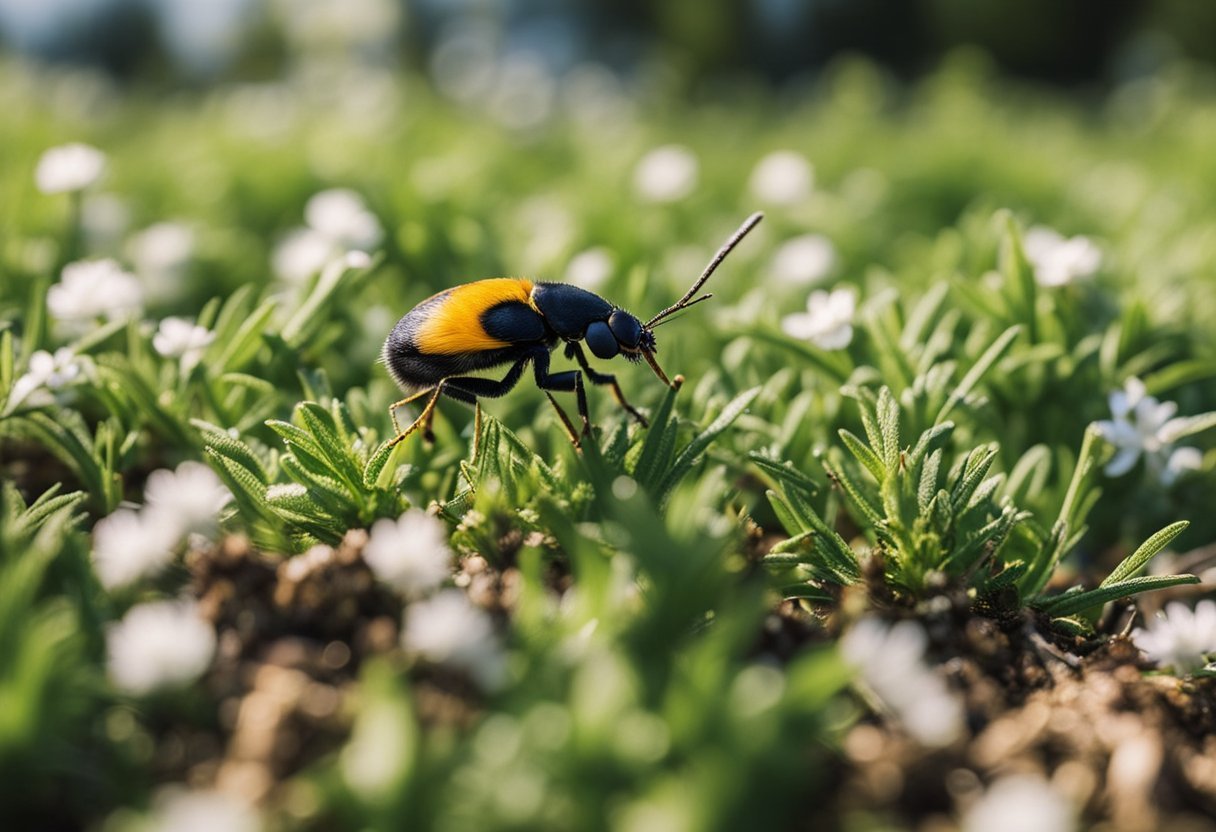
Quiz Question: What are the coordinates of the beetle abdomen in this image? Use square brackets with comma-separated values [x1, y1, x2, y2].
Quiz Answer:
[382, 278, 550, 389]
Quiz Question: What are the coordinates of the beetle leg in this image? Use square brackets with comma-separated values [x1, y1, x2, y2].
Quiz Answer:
[530, 348, 592, 442]
[471, 401, 487, 460]
[543, 392, 581, 448]
[388, 386, 444, 447]
[391, 357, 533, 447]
[388, 386, 439, 443]
[566, 342, 648, 428]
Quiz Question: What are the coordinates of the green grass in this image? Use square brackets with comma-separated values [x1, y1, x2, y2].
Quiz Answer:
[1, 53, 1215, 830]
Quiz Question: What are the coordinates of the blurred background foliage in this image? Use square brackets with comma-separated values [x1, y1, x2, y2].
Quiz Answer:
[5, 0, 1216, 89]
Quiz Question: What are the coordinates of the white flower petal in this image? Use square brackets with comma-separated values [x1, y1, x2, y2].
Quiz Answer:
[1103, 446, 1142, 477]
[35, 142, 106, 194]
[107, 600, 215, 695]
[143, 461, 231, 538]
[1162, 446, 1202, 486]
[632, 145, 698, 203]
[1133, 601, 1216, 674]
[748, 150, 813, 205]
[770, 234, 836, 286]
[92, 507, 182, 590]
[363, 509, 453, 597]
[403, 590, 505, 689]
[145, 787, 260, 832]
[963, 775, 1074, 832]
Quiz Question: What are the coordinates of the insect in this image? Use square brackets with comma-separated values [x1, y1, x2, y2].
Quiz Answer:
[381, 212, 763, 448]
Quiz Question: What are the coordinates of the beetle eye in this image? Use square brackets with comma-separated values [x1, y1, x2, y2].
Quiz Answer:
[608, 311, 643, 349]
[585, 320, 619, 359]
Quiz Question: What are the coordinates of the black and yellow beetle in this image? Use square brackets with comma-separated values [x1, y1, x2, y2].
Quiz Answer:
[381, 212, 763, 447]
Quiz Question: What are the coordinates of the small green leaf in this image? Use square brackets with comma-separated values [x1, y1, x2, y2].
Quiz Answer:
[631, 384, 680, 487]
[363, 441, 397, 489]
[838, 429, 884, 481]
[657, 386, 760, 499]
[937, 324, 1021, 423]
[1102, 520, 1189, 586]
[747, 453, 820, 496]
[1040, 574, 1200, 617]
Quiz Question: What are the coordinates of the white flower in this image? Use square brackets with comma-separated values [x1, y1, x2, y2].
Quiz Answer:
[35, 142, 106, 193]
[1095, 377, 1202, 485]
[305, 188, 384, 251]
[841, 618, 964, 747]
[144, 787, 260, 832]
[1132, 600, 1216, 675]
[106, 600, 216, 695]
[273, 189, 383, 283]
[364, 509, 452, 597]
[770, 234, 837, 286]
[564, 247, 614, 291]
[1164, 446, 1203, 484]
[47, 259, 143, 330]
[128, 221, 195, 297]
[273, 228, 334, 283]
[962, 775, 1075, 832]
[1023, 225, 1101, 287]
[632, 145, 698, 203]
[144, 461, 231, 538]
[6, 348, 84, 411]
[781, 286, 856, 350]
[749, 150, 813, 205]
[403, 590, 505, 688]
[92, 507, 183, 590]
[153, 317, 215, 372]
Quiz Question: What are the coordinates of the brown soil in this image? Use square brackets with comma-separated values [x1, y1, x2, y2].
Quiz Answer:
[149, 534, 1216, 831]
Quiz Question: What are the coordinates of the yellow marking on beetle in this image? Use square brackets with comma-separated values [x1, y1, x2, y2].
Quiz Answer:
[414, 278, 535, 355]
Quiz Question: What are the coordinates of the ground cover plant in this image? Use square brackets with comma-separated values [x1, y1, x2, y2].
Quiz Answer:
[3, 51, 1216, 831]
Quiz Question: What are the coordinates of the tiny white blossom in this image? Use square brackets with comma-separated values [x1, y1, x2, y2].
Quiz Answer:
[92, 507, 182, 590]
[748, 150, 813, 205]
[1163, 446, 1203, 485]
[35, 142, 106, 194]
[273, 228, 334, 283]
[129, 221, 195, 299]
[781, 286, 856, 350]
[564, 247, 614, 291]
[145, 787, 260, 832]
[273, 189, 382, 283]
[47, 259, 143, 331]
[364, 509, 452, 597]
[770, 234, 837, 286]
[106, 600, 216, 695]
[632, 145, 698, 203]
[1023, 225, 1101, 287]
[144, 461, 231, 538]
[962, 774, 1075, 832]
[153, 317, 215, 372]
[403, 590, 505, 688]
[1132, 600, 1216, 675]
[6, 348, 84, 411]
[1095, 377, 1201, 485]
[841, 618, 964, 747]
[305, 188, 384, 251]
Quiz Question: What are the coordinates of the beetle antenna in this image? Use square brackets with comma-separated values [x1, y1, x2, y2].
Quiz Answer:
[644, 211, 763, 328]
[649, 294, 713, 328]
